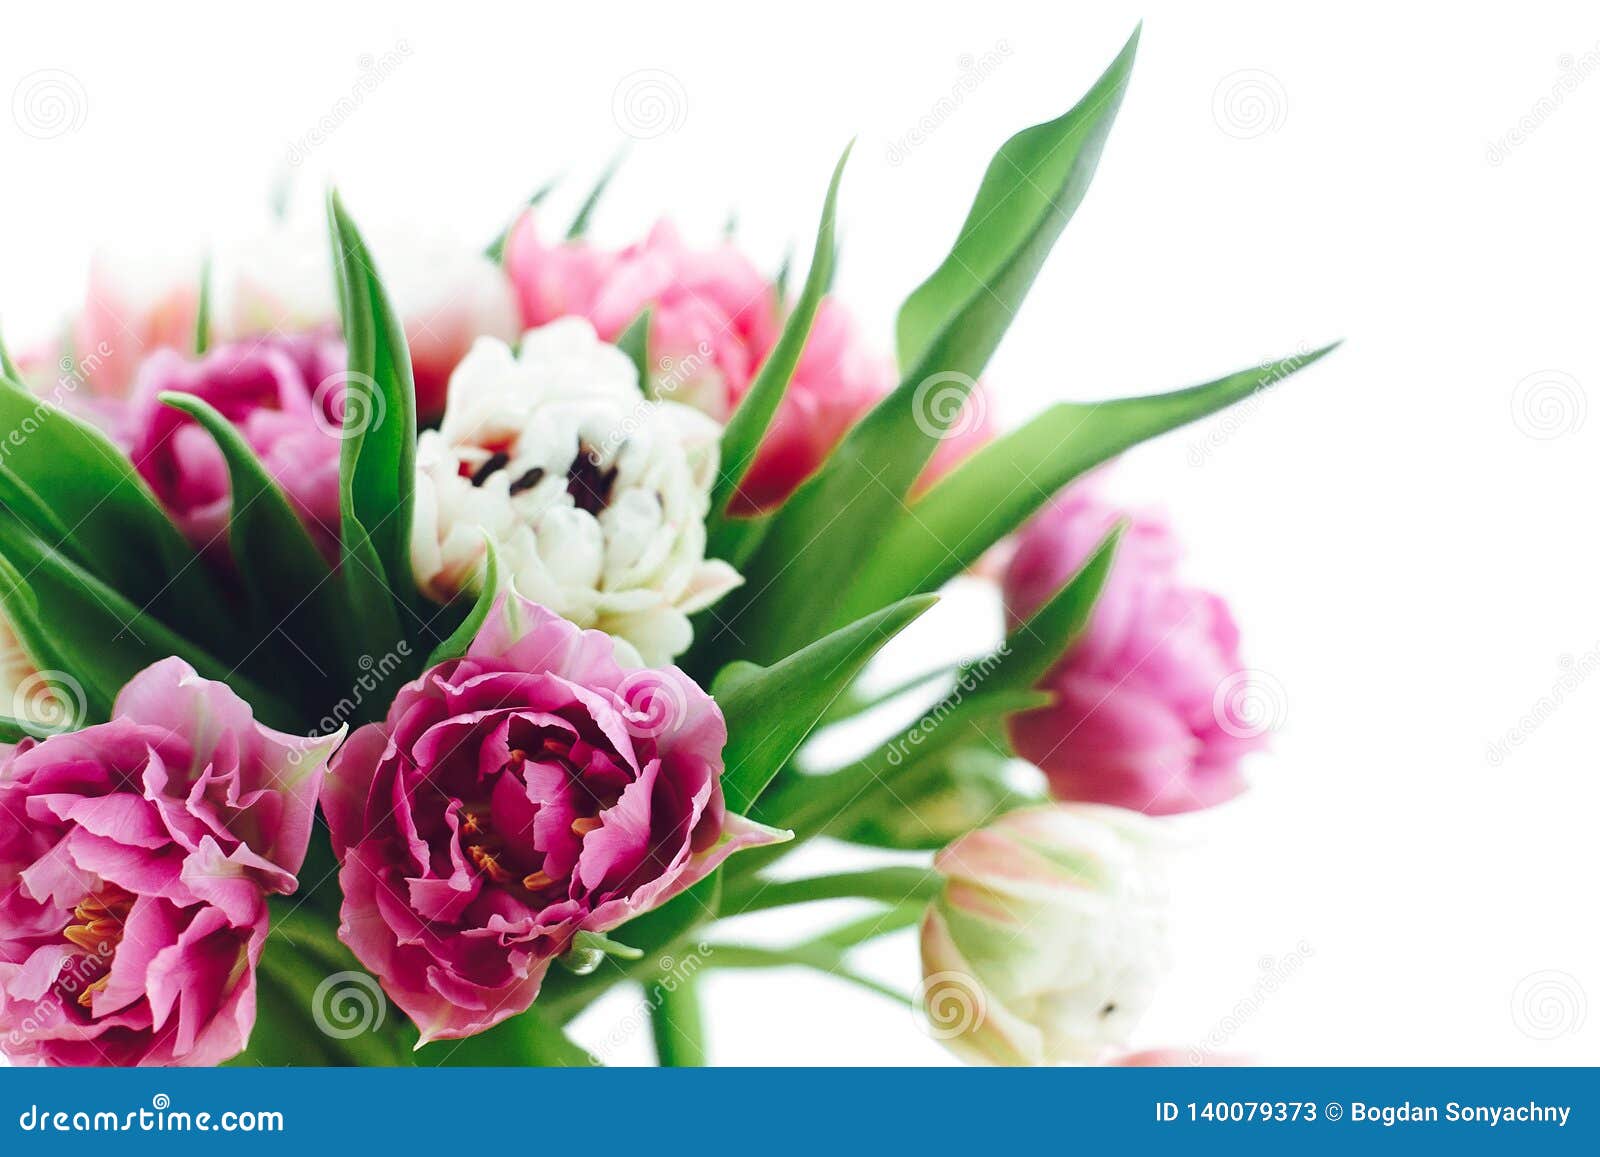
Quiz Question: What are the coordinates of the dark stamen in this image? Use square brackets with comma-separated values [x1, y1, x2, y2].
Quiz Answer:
[508, 467, 546, 496]
[469, 450, 511, 486]
[566, 449, 618, 516]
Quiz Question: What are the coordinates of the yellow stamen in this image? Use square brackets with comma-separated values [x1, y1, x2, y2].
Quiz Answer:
[571, 817, 602, 837]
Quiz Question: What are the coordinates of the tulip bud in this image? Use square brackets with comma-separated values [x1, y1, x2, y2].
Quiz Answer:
[919, 804, 1170, 1065]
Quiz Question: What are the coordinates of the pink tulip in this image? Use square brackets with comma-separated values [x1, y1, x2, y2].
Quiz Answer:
[504, 213, 905, 512]
[0, 658, 338, 1066]
[127, 334, 347, 562]
[320, 592, 784, 1043]
[1002, 483, 1265, 814]
[70, 254, 201, 399]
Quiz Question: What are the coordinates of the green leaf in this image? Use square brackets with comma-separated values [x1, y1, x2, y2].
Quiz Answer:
[752, 687, 1050, 841]
[485, 176, 559, 263]
[897, 26, 1138, 372]
[722, 35, 1137, 663]
[537, 873, 722, 1021]
[193, 257, 213, 355]
[833, 745, 1043, 851]
[0, 519, 299, 727]
[419, 1007, 596, 1067]
[327, 191, 415, 652]
[422, 537, 499, 668]
[0, 460, 93, 570]
[615, 307, 652, 395]
[0, 325, 21, 382]
[566, 147, 628, 239]
[831, 345, 1336, 626]
[0, 377, 244, 655]
[706, 143, 850, 537]
[158, 392, 351, 690]
[986, 526, 1119, 694]
[559, 929, 645, 975]
[715, 593, 937, 814]
[0, 712, 70, 743]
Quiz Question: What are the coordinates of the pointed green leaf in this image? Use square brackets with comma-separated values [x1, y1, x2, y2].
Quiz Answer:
[327, 191, 415, 653]
[0, 377, 244, 655]
[716, 593, 936, 814]
[724, 37, 1137, 663]
[897, 26, 1139, 371]
[988, 526, 1119, 694]
[0, 520, 298, 728]
[615, 307, 652, 395]
[567, 147, 628, 239]
[831, 345, 1337, 626]
[485, 177, 559, 263]
[423, 537, 499, 667]
[158, 393, 351, 689]
[193, 257, 213, 355]
[706, 143, 850, 535]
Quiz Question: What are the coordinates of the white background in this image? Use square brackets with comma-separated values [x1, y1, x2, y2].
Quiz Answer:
[3, 1, 1598, 1065]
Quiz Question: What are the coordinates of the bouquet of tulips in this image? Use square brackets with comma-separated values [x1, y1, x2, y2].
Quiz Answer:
[0, 30, 1330, 1067]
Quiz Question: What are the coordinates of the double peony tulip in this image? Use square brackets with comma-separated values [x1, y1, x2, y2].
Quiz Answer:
[321, 591, 784, 1044]
[0, 659, 338, 1066]
[1002, 483, 1264, 814]
[920, 804, 1170, 1066]
[410, 319, 742, 665]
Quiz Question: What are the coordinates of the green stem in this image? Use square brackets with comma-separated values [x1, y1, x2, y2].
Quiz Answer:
[811, 901, 928, 951]
[722, 866, 941, 916]
[817, 664, 957, 726]
[650, 972, 707, 1067]
[705, 944, 913, 1007]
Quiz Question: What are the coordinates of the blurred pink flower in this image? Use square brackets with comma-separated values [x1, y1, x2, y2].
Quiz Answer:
[505, 213, 911, 513]
[1002, 483, 1264, 814]
[127, 334, 346, 562]
[0, 658, 338, 1066]
[321, 592, 784, 1043]
[1113, 1048, 1247, 1066]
